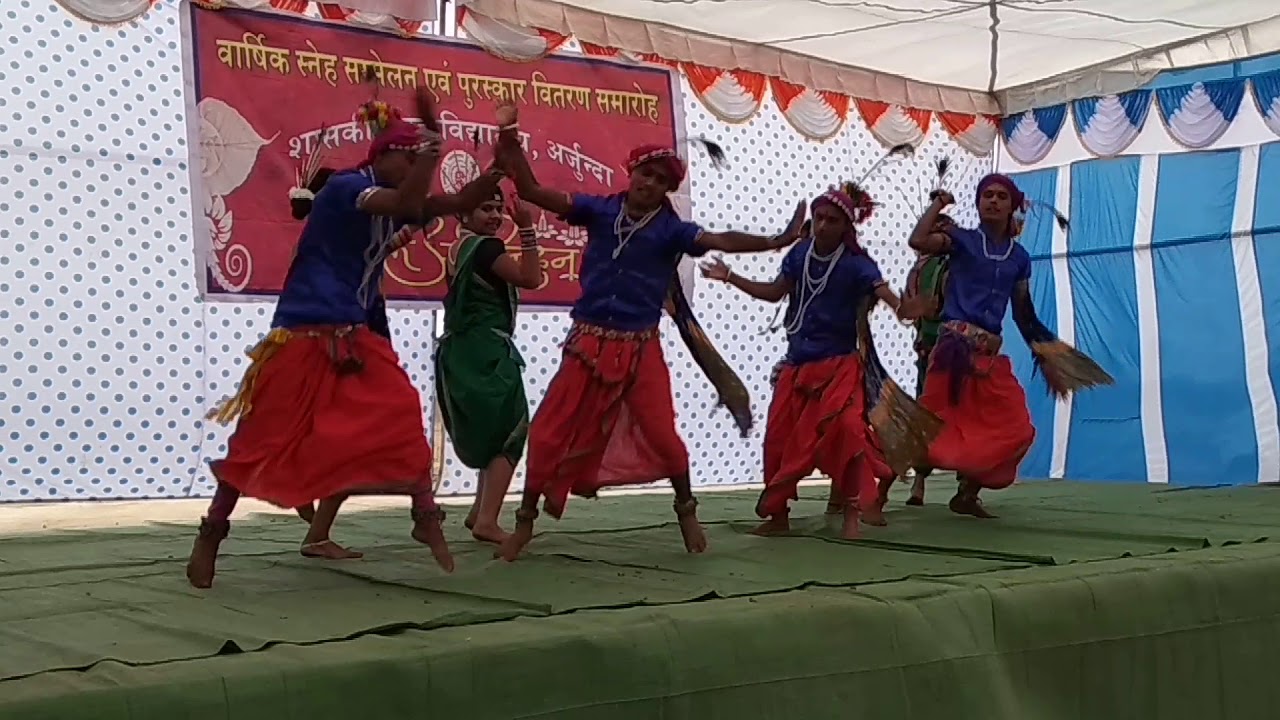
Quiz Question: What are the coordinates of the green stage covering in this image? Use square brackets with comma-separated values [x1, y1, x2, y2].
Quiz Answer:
[2, 480, 1280, 719]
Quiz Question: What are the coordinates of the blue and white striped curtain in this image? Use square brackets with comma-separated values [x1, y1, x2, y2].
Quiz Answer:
[1005, 141, 1280, 486]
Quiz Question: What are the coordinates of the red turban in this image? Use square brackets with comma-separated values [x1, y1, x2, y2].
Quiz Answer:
[625, 145, 687, 188]
[810, 183, 875, 253]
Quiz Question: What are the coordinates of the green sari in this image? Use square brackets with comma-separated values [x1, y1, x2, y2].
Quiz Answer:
[433, 233, 529, 469]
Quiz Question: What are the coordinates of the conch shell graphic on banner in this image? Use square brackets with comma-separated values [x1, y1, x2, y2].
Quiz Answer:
[198, 98, 276, 292]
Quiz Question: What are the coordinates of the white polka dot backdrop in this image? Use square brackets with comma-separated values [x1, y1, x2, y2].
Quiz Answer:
[0, 1, 991, 502]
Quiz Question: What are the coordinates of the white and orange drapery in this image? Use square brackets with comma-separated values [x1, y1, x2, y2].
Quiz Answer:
[453, 7, 998, 154]
[180, 0, 1001, 156]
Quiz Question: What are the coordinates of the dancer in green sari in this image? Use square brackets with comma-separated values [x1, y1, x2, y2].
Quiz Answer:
[435, 189, 543, 543]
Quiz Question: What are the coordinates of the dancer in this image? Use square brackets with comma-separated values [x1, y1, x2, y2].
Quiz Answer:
[874, 211, 955, 508]
[909, 174, 1111, 517]
[702, 182, 933, 538]
[435, 188, 542, 544]
[187, 89, 502, 588]
[492, 104, 806, 560]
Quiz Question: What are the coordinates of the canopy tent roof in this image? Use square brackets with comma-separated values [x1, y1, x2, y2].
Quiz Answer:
[457, 0, 1280, 114]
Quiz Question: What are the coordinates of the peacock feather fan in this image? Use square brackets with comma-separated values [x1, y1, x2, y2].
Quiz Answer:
[665, 268, 753, 436]
[856, 294, 942, 475]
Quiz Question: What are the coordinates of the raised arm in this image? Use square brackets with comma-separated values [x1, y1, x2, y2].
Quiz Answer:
[908, 191, 955, 255]
[357, 88, 445, 222]
[493, 104, 573, 217]
[700, 256, 793, 303]
[696, 200, 808, 254]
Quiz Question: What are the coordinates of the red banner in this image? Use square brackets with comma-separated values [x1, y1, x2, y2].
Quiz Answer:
[187, 6, 679, 306]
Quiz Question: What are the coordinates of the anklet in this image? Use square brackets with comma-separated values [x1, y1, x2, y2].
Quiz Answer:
[673, 497, 699, 517]
[411, 507, 447, 523]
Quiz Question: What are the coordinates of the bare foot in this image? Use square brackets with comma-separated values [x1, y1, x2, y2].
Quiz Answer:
[824, 501, 845, 516]
[185, 518, 227, 589]
[411, 512, 455, 572]
[295, 504, 316, 523]
[470, 522, 510, 545]
[464, 505, 480, 531]
[968, 498, 997, 519]
[677, 513, 708, 553]
[948, 492, 997, 519]
[860, 504, 888, 527]
[840, 507, 861, 539]
[907, 477, 926, 506]
[541, 498, 565, 520]
[876, 476, 894, 509]
[300, 539, 364, 560]
[750, 514, 790, 536]
[497, 518, 534, 562]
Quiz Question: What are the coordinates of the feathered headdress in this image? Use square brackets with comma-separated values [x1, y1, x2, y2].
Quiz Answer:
[353, 69, 440, 166]
[287, 139, 334, 220]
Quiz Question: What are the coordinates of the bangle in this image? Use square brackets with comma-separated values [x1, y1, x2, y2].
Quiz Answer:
[499, 123, 519, 132]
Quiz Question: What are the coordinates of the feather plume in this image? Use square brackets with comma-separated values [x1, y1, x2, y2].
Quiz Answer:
[666, 269, 753, 436]
[687, 135, 727, 169]
[413, 86, 440, 134]
[855, 142, 914, 185]
[1033, 200, 1070, 231]
[934, 156, 950, 186]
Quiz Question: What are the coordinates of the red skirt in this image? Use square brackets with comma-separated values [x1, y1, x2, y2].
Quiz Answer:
[210, 326, 433, 509]
[525, 324, 688, 518]
[759, 354, 877, 518]
[865, 431, 896, 481]
[919, 354, 1035, 490]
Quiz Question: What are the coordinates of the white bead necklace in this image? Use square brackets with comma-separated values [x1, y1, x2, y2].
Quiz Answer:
[783, 239, 844, 336]
[611, 202, 661, 260]
[980, 227, 1014, 261]
[357, 167, 398, 309]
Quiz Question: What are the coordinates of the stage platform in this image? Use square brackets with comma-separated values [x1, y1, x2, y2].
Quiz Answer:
[3, 479, 1280, 720]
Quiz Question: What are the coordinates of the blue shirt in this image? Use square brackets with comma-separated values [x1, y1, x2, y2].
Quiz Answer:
[272, 169, 404, 329]
[564, 193, 708, 331]
[940, 225, 1032, 335]
[778, 239, 884, 365]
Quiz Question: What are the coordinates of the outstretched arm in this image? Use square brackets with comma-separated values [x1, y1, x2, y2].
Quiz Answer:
[358, 140, 442, 221]
[700, 256, 793, 303]
[420, 167, 505, 217]
[696, 200, 808, 254]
